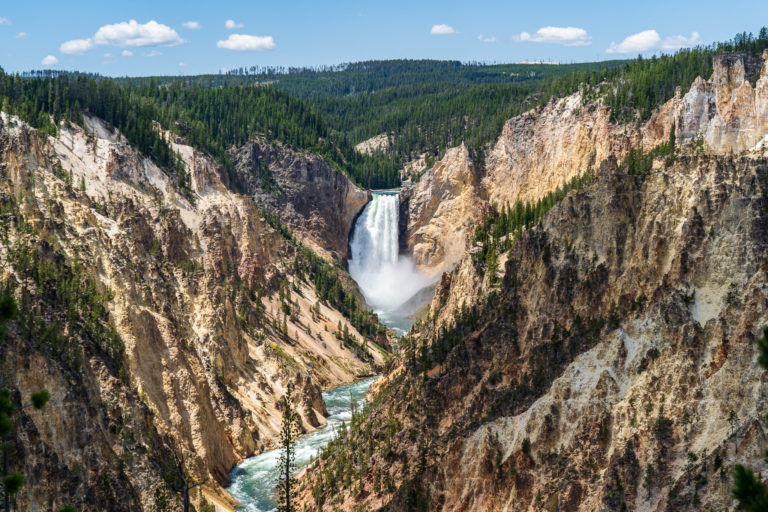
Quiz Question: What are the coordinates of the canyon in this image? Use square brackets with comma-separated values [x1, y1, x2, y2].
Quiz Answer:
[297, 50, 768, 511]
[0, 112, 390, 511]
[1, 42, 768, 512]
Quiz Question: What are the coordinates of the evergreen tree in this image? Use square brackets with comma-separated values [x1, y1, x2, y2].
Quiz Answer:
[733, 464, 768, 511]
[0, 291, 50, 512]
[277, 382, 300, 512]
[732, 326, 768, 510]
[161, 444, 206, 512]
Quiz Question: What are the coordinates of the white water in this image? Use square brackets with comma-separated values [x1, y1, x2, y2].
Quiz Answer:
[228, 192, 430, 510]
[228, 377, 376, 511]
[348, 192, 431, 333]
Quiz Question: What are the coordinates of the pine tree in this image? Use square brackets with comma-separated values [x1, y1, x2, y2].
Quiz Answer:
[0, 291, 50, 512]
[277, 382, 300, 512]
[733, 464, 768, 511]
[732, 326, 768, 510]
[162, 444, 206, 512]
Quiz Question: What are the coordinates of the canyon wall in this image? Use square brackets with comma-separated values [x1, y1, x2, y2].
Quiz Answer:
[302, 146, 768, 512]
[403, 86, 637, 277]
[401, 143, 484, 278]
[299, 50, 768, 511]
[231, 136, 369, 262]
[0, 114, 388, 511]
[647, 49, 768, 154]
[404, 50, 768, 280]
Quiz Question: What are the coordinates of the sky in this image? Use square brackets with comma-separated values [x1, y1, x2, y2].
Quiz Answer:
[2, 0, 767, 76]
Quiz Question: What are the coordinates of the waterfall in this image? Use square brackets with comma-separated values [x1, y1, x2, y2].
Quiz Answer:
[348, 192, 429, 322]
[228, 194, 430, 509]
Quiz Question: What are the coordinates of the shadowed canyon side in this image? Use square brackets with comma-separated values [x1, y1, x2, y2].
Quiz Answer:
[0, 113, 391, 511]
[297, 51, 768, 511]
[231, 137, 370, 263]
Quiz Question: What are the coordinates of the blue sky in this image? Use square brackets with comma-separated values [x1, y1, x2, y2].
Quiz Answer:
[2, 0, 767, 76]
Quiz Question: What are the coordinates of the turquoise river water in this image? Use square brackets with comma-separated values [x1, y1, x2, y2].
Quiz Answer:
[227, 376, 377, 511]
[228, 190, 428, 509]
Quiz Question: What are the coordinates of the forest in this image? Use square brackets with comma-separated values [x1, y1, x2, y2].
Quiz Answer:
[0, 59, 622, 189]
[541, 28, 768, 122]
[1, 28, 766, 191]
[120, 59, 626, 174]
[0, 73, 400, 189]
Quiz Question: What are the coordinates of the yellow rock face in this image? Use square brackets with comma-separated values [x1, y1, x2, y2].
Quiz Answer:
[404, 143, 484, 278]
[404, 50, 768, 284]
[0, 114, 388, 510]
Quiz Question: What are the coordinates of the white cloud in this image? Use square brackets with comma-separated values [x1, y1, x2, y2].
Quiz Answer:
[217, 34, 275, 51]
[41, 55, 58, 66]
[182, 21, 200, 30]
[431, 24, 458, 35]
[606, 29, 700, 54]
[225, 19, 244, 30]
[58, 19, 184, 57]
[179, 62, 188, 67]
[121, 49, 133, 56]
[660, 31, 701, 51]
[15, 32, 26, 39]
[142, 50, 162, 57]
[60, 38, 96, 55]
[512, 26, 591, 46]
[0, 17, 10, 25]
[93, 19, 184, 47]
[104, 52, 113, 58]
[477, 34, 497, 43]
[606, 29, 659, 54]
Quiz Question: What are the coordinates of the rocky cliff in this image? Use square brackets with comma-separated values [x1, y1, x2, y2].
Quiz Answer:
[404, 50, 768, 280]
[354, 134, 392, 156]
[299, 50, 768, 511]
[646, 49, 768, 154]
[403, 83, 637, 278]
[401, 144, 484, 278]
[231, 137, 369, 263]
[0, 113, 389, 511]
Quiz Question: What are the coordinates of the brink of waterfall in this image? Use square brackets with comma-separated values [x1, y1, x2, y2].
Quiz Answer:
[348, 192, 431, 333]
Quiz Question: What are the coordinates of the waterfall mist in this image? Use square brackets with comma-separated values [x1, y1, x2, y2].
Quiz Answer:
[348, 193, 431, 319]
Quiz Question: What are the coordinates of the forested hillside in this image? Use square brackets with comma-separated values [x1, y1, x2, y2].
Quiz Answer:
[118, 60, 626, 98]
[0, 73, 400, 189]
[541, 28, 768, 121]
[115, 60, 626, 178]
[5, 28, 768, 193]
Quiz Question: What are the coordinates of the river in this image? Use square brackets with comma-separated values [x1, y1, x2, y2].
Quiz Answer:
[228, 191, 429, 509]
[227, 376, 377, 511]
